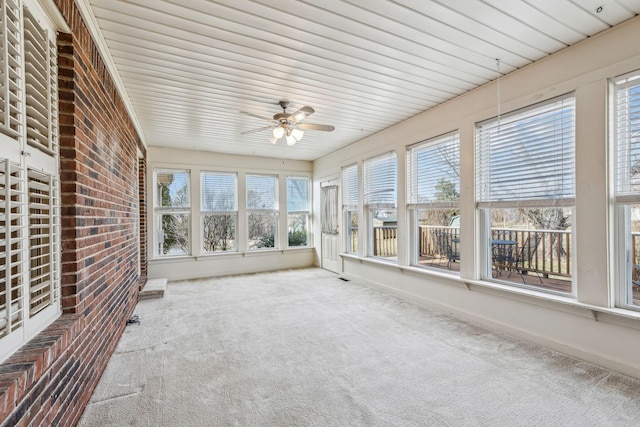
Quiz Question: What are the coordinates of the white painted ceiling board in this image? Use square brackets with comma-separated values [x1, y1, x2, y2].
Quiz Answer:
[84, 0, 640, 161]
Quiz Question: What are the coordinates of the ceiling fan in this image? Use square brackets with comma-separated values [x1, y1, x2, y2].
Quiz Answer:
[240, 101, 335, 145]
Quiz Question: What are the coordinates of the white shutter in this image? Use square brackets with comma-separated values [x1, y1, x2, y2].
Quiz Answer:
[407, 132, 460, 207]
[0, 0, 24, 140]
[0, 159, 25, 337]
[287, 177, 309, 213]
[476, 94, 575, 207]
[342, 164, 358, 210]
[201, 172, 237, 211]
[364, 152, 397, 208]
[27, 168, 53, 316]
[246, 175, 277, 210]
[614, 72, 640, 203]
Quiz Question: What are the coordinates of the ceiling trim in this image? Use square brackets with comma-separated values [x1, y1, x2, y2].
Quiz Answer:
[74, 0, 147, 147]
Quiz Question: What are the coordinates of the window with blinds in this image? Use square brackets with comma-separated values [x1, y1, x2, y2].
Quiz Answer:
[342, 164, 358, 254]
[287, 177, 310, 247]
[613, 70, 640, 309]
[0, 1, 61, 363]
[476, 94, 575, 207]
[407, 132, 461, 271]
[201, 172, 237, 253]
[364, 152, 397, 208]
[247, 175, 278, 250]
[407, 132, 460, 206]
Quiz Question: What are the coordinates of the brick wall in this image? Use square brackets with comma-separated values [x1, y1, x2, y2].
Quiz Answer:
[0, 0, 146, 425]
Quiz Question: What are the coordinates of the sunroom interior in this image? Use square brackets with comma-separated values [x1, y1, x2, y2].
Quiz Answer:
[3, 0, 640, 425]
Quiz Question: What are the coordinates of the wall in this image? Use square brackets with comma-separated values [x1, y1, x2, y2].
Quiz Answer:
[0, 0, 145, 425]
[313, 16, 640, 379]
[148, 147, 314, 281]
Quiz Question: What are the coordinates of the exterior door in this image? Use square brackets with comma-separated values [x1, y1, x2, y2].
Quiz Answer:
[321, 184, 340, 273]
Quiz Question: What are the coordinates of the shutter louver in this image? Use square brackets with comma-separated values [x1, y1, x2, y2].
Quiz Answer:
[0, 159, 25, 337]
[614, 72, 640, 202]
[0, 0, 24, 139]
[201, 172, 237, 211]
[407, 132, 460, 206]
[28, 168, 52, 316]
[476, 94, 575, 207]
[342, 164, 358, 210]
[364, 152, 397, 208]
[246, 175, 277, 210]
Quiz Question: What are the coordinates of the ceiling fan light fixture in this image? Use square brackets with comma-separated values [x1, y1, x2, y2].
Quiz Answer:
[285, 134, 297, 146]
[291, 128, 304, 141]
[273, 126, 285, 139]
[269, 134, 278, 144]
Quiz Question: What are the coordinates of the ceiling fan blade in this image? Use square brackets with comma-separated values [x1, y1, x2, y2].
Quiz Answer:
[297, 123, 335, 132]
[288, 106, 315, 122]
[241, 125, 273, 135]
[239, 111, 273, 122]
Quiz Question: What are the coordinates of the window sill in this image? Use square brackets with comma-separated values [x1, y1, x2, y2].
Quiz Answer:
[149, 247, 314, 264]
[340, 253, 640, 331]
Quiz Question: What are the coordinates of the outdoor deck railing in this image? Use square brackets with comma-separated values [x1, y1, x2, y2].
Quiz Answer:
[354, 225, 572, 278]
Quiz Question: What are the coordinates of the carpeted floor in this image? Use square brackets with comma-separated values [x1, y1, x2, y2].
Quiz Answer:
[78, 268, 640, 426]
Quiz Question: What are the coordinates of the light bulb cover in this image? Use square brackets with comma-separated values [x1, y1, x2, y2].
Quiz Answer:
[269, 134, 278, 144]
[285, 134, 297, 146]
[291, 128, 304, 141]
[273, 126, 285, 139]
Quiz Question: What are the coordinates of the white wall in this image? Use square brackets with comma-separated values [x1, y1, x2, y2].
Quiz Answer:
[148, 147, 314, 281]
[313, 16, 640, 379]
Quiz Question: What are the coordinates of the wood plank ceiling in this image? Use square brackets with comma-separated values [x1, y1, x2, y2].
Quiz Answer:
[82, 0, 640, 161]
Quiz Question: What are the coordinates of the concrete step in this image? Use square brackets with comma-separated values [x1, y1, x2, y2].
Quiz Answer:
[139, 278, 167, 300]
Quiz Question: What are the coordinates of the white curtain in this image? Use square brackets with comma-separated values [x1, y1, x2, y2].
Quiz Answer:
[321, 185, 338, 234]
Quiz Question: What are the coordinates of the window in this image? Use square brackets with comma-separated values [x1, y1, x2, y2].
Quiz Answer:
[0, 0, 60, 362]
[201, 172, 237, 253]
[287, 176, 310, 247]
[154, 169, 190, 256]
[407, 132, 460, 271]
[342, 164, 358, 254]
[613, 70, 640, 309]
[246, 174, 278, 250]
[364, 152, 397, 260]
[476, 94, 575, 293]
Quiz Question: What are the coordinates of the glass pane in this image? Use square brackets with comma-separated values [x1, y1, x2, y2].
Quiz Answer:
[159, 213, 190, 256]
[201, 172, 236, 211]
[156, 170, 190, 208]
[346, 211, 358, 254]
[487, 207, 572, 293]
[288, 213, 308, 247]
[415, 208, 460, 272]
[202, 214, 236, 253]
[287, 177, 309, 212]
[247, 175, 277, 210]
[628, 205, 640, 307]
[407, 133, 460, 204]
[371, 209, 397, 260]
[248, 212, 277, 249]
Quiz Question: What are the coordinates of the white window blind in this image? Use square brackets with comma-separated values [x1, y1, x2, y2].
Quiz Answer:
[614, 71, 640, 203]
[476, 94, 575, 207]
[287, 177, 309, 212]
[407, 132, 460, 206]
[364, 152, 397, 207]
[247, 175, 277, 210]
[342, 164, 358, 210]
[201, 172, 237, 211]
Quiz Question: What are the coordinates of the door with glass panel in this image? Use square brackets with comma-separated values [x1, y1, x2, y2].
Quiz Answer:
[321, 183, 340, 273]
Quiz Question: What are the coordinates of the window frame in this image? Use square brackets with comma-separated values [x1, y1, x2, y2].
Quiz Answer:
[246, 174, 279, 250]
[342, 164, 359, 255]
[475, 94, 576, 293]
[287, 176, 311, 248]
[612, 70, 640, 310]
[200, 171, 238, 254]
[363, 152, 397, 260]
[154, 168, 192, 258]
[406, 131, 461, 272]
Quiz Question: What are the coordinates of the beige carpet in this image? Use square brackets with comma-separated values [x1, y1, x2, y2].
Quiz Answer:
[78, 268, 640, 426]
